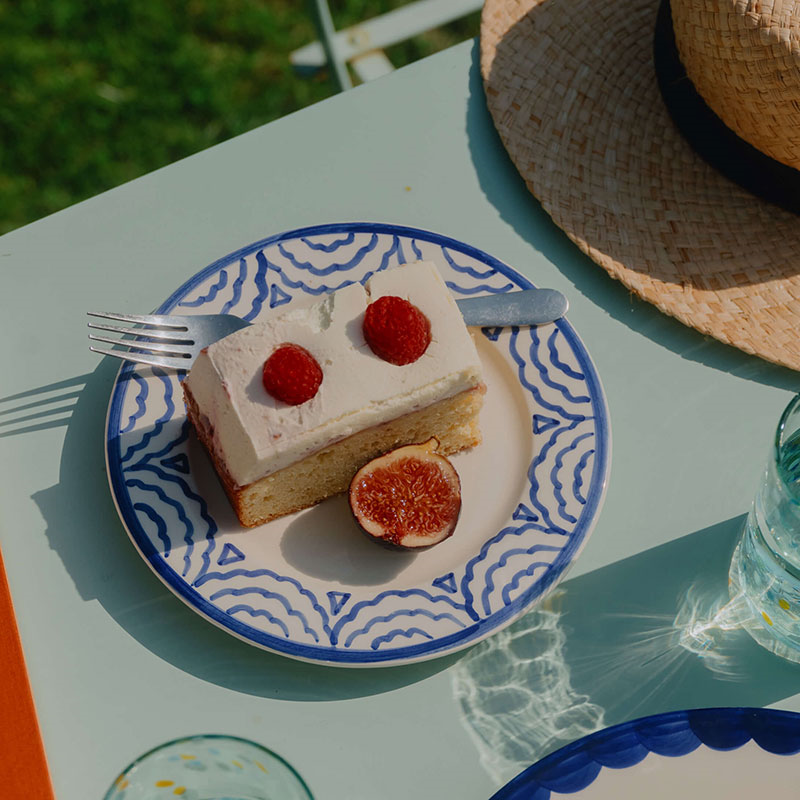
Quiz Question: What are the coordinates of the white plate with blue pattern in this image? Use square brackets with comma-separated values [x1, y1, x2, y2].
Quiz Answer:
[491, 708, 800, 799]
[105, 222, 610, 666]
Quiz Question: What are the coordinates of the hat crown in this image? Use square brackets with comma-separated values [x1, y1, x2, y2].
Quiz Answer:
[672, 0, 800, 168]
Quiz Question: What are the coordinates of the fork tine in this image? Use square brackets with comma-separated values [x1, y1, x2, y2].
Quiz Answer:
[87, 311, 189, 330]
[89, 346, 188, 370]
[87, 322, 193, 343]
[88, 334, 194, 356]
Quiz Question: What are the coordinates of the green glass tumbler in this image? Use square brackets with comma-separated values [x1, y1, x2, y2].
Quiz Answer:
[730, 394, 800, 661]
[103, 735, 313, 800]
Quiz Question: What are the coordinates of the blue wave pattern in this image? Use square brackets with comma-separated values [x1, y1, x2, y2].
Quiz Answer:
[490, 708, 800, 800]
[107, 225, 608, 663]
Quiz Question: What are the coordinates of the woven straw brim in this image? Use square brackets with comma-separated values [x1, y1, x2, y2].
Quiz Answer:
[481, 0, 800, 371]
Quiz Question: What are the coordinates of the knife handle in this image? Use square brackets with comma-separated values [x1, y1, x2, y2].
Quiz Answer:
[456, 288, 569, 326]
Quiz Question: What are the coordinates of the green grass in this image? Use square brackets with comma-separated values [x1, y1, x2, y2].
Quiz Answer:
[0, 0, 479, 234]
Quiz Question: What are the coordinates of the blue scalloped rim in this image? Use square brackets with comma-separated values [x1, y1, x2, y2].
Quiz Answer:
[491, 707, 800, 799]
[105, 222, 610, 664]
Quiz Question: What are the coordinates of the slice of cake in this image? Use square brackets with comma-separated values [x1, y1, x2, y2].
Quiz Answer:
[183, 260, 485, 527]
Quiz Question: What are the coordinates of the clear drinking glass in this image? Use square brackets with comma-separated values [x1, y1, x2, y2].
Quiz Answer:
[103, 735, 313, 800]
[730, 393, 800, 661]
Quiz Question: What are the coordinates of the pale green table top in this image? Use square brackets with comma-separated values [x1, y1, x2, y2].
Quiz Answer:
[3, 39, 800, 799]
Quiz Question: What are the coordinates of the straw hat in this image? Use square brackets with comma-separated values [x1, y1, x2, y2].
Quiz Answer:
[481, 0, 800, 370]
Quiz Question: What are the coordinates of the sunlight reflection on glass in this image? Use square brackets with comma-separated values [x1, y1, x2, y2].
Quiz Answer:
[452, 592, 605, 785]
[453, 583, 763, 785]
[674, 586, 754, 678]
[576, 586, 756, 700]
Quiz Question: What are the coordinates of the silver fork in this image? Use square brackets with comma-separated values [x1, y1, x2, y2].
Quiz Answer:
[88, 287, 568, 370]
[87, 312, 252, 370]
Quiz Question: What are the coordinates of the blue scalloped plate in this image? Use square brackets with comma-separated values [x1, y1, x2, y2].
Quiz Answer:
[104, 222, 610, 666]
[491, 708, 800, 799]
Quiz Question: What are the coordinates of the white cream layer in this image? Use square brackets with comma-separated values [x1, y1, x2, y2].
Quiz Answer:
[184, 261, 483, 486]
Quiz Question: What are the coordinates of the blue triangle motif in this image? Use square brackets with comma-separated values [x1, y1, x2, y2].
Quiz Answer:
[161, 453, 190, 473]
[327, 591, 351, 615]
[513, 504, 539, 522]
[481, 326, 503, 342]
[270, 284, 292, 308]
[217, 542, 246, 566]
[533, 415, 560, 434]
[432, 573, 457, 594]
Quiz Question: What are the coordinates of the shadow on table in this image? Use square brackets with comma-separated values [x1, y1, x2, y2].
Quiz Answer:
[0, 374, 87, 438]
[31, 360, 458, 701]
[462, 40, 800, 394]
[452, 514, 800, 786]
[26, 363, 800, 724]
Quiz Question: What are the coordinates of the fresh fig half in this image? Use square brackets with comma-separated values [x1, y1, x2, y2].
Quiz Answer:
[349, 438, 461, 550]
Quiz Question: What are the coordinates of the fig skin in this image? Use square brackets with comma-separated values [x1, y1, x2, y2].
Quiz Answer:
[348, 438, 462, 551]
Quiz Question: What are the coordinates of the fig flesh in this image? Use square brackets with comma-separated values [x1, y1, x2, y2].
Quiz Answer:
[349, 438, 461, 550]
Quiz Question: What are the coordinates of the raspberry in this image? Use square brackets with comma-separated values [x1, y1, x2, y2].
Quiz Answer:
[262, 344, 323, 406]
[363, 295, 431, 365]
